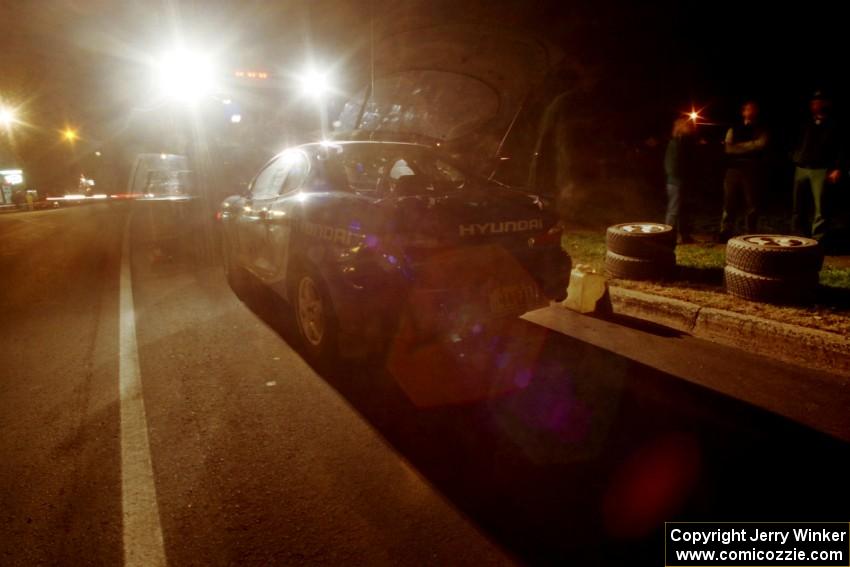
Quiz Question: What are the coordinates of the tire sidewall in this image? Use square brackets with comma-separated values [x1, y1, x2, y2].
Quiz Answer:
[606, 223, 676, 259]
[605, 250, 675, 280]
[724, 265, 818, 304]
[725, 235, 823, 276]
[291, 262, 339, 363]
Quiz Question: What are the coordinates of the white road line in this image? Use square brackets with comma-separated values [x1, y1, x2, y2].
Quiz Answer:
[120, 215, 167, 567]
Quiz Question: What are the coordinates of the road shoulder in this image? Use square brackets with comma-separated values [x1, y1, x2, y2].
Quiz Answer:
[523, 304, 850, 442]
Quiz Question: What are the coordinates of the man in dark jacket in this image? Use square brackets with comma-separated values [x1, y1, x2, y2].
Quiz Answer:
[791, 91, 845, 241]
[664, 117, 696, 242]
[720, 100, 768, 240]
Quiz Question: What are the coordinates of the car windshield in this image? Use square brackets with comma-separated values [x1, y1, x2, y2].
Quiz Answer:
[145, 170, 193, 195]
[328, 144, 467, 196]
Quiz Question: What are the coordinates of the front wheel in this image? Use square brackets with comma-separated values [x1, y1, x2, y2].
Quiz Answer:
[292, 264, 339, 364]
[223, 237, 254, 299]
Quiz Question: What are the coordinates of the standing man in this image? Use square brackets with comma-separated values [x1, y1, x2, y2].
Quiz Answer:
[720, 100, 768, 240]
[664, 117, 696, 243]
[791, 91, 845, 241]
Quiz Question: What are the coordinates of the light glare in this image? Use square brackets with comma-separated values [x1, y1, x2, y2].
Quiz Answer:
[156, 49, 215, 103]
[0, 107, 17, 128]
[298, 69, 331, 99]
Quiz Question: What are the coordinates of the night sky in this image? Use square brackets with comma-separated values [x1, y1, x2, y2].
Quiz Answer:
[1, 0, 845, 189]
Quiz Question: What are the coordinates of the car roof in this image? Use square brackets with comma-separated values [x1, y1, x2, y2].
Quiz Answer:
[297, 140, 431, 151]
[281, 141, 437, 164]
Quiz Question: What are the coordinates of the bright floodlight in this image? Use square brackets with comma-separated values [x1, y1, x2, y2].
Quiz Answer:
[156, 49, 215, 103]
[0, 107, 16, 129]
[297, 69, 331, 99]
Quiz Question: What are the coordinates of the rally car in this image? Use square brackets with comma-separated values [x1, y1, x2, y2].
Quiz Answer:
[219, 141, 570, 361]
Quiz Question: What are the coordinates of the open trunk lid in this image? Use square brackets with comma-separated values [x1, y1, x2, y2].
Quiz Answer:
[335, 23, 562, 144]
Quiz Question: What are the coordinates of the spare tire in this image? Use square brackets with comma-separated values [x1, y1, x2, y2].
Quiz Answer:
[726, 235, 823, 277]
[605, 250, 675, 281]
[606, 222, 676, 259]
[724, 265, 818, 304]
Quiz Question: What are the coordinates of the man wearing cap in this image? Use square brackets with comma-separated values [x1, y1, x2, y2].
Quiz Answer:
[791, 91, 845, 241]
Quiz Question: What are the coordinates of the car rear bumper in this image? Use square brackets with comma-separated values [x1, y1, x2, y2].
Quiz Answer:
[325, 245, 571, 357]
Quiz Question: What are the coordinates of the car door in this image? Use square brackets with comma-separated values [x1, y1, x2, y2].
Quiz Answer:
[265, 151, 310, 290]
[235, 155, 290, 277]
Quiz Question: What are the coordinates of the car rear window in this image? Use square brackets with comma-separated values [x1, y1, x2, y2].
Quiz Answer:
[329, 145, 467, 196]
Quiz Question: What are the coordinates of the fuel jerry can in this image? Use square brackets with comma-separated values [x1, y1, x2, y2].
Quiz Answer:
[562, 265, 607, 314]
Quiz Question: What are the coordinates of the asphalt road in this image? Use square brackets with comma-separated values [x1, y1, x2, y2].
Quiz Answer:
[1, 202, 849, 566]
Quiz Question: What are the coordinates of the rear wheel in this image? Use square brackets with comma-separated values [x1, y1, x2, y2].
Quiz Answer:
[292, 263, 339, 364]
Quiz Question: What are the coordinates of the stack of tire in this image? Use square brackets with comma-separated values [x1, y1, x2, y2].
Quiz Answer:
[725, 235, 823, 304]
[605, 223, 676, 280]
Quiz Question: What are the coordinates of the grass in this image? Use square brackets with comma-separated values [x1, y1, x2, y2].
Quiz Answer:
[563, 232, 606, 272]
[822, 266, 850, 289]
[675, 245, 726, 272]
[563, 229, 850, 335]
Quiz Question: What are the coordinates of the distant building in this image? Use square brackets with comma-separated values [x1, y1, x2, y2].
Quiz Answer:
[0, 168, 25, 205]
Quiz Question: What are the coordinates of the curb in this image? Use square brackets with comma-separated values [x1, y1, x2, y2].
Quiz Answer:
[606, 286, 850, 378]
[607, 287, 699, 333]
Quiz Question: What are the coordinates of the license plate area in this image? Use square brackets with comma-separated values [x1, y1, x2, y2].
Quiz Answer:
[488, 282, 542, 316]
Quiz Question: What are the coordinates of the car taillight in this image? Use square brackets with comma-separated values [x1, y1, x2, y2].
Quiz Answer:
[214, 211, 223, 221]
[528, 224, 563, 248]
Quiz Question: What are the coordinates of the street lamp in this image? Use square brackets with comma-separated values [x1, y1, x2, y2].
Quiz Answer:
[62, 127, 79, 142]
[685, 105, 707, 125]
[0, 106, 17, 130]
